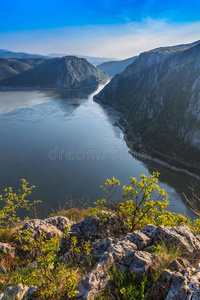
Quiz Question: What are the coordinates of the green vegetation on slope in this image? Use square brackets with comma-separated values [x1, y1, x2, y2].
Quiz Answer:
[0, 173, 200, 299]
[0, 58, 46, 81]
[0, 56, 108, 89]
[95, 41, 200, 167]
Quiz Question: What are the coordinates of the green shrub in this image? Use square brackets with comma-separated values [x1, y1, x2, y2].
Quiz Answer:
[0, 179, 40, 228]
[94, 172, 188, 232]
[14, 229, 80, 299]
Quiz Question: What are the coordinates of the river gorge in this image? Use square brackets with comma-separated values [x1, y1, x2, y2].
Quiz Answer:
[0, 84, 199, 220]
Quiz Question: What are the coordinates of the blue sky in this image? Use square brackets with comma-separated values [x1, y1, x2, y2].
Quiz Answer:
[1, 0, 200, 58]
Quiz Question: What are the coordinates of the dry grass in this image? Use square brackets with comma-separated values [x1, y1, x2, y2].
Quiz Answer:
[0, 227, 14, 243]
[49, 207, 93, 222]
[150, 240, 184, 281]
[0, 253, 20, 292]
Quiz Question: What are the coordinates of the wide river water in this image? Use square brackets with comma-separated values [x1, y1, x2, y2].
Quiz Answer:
[0, 85, 199, 219]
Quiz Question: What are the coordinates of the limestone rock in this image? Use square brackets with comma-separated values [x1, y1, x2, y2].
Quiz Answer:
[0, 284, 37, 300]
[117, 250, 155, 277]
[16, 219, 63, 242]
[0, 242, 16, 257]
[165, 273, 190, 300]
[70, 213, 125, 241]
[142, 224, 157, 239]
[77, 236, 154, 299]
[162, 269, 177, 283]
[91, 228, 151, 260]
[77, 252, 114, 300]
[0, 265, 6, 274]
[45, 216, 74, 232]
[91, 237, 114, 258]
[156, 260, 200, 299]
[155, 225, 200, 254]
[27, 261, 38, 269]
[122, 230, 152, 250]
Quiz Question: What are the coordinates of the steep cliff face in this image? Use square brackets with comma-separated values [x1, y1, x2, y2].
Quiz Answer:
[0, 56, 108, 89]
[95, 41, 200, 162]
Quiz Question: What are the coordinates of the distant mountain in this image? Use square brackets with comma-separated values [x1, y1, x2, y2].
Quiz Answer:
[16, 58, 47, 67]
[0, 49, 118, 66]
[94, 40, 200, 165]
[97, 56, 138, 77]
[0, 58, 31, 81]
[48, 53, 118, 66]
[0, 56, 109, 89]
[0, 49, 48, 59]
[0, 58, 46, 81]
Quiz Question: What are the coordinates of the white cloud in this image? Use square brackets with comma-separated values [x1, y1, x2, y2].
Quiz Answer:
[1, 19, 200, 59]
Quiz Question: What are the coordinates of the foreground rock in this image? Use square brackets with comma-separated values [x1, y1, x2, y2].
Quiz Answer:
[1, 215, 200, 300]
[75, 224, 200, 299]
[70, 213, 126, 241]
[76, 227, 155, 299]
[0, 242, 16, 257]
[148, 258, 200, 300]
[15, 216, 73, 242]
[155, 225, 200, 254]
[0, 284, 36, 300]
[44, 216, 74, 232]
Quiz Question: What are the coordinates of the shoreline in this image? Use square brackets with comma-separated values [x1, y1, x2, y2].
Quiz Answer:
[0, 84, 102, 92]
[94, 97, 200, 181]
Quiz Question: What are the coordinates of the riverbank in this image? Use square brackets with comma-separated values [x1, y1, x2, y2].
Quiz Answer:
[94, 97, 200, 180]
[0, 84, 100, 92]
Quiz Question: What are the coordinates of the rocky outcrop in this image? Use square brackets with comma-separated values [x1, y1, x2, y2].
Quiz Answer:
[69, 213, 126, 241]
[0, 284, 36, 300]
[2, 216, 200, 300]
[76, 226, 156, 299]
[75, 224, 200, 299]
[44, 216, 74, 232]
[15, 216, 73, 244]
[150, 259, 200, 300]
[17, 219, 63, 240]
[0, 242, 16, 257]
[155, 225, 200, 254]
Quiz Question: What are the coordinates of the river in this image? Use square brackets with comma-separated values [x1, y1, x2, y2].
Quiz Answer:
[0, 85, 199, 220]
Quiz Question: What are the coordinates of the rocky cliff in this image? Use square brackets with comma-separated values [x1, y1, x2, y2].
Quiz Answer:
[0, 56, 108, 89]
[94, 41, 200, 164]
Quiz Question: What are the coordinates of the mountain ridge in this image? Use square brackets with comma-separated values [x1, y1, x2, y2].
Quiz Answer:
[0, 49, 119, 66]
[94, 40, 200, 167]
[0, 56, 108, 89]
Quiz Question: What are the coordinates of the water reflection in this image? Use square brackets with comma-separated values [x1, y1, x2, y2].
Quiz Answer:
[0, 85, 199, 220]
[43, 85, 97, 100]
[0, 91, 48, 115]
